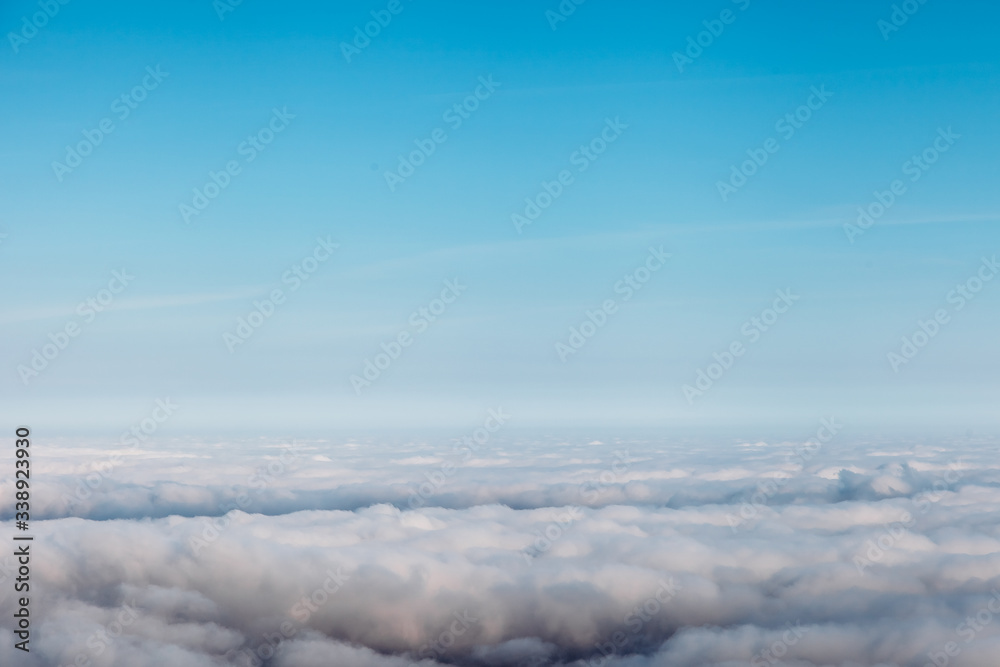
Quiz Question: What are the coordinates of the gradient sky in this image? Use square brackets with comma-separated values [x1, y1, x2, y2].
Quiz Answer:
[1, 0, 998, 434]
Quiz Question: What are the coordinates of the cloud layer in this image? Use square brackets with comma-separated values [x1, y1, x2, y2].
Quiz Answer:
[3, 432, 1000, 666]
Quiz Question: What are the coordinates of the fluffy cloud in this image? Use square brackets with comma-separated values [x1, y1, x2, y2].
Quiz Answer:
[2, 433, 1000, 666]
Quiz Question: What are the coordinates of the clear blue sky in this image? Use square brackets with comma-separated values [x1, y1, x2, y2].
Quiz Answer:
[1, 0, 998, 434]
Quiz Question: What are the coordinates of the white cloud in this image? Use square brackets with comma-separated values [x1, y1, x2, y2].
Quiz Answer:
[3, 435, 1000, 666]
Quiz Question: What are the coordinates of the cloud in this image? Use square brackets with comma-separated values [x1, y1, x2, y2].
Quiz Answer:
[3, 435, 1000, 666]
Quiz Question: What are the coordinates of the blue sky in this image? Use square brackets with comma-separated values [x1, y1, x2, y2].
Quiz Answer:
[1, 0, 998, 434]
